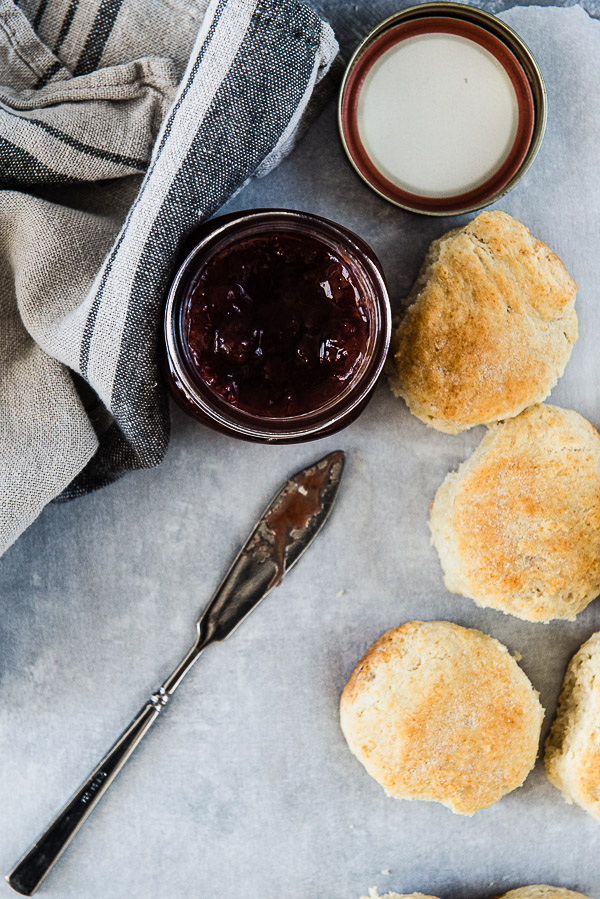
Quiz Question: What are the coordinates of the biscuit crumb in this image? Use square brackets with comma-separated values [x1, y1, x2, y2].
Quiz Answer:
[430, 404, 600, 622]
[545, 631, 600, 822]
[340, 621, 543, 815]
[389, 211, 577, 433]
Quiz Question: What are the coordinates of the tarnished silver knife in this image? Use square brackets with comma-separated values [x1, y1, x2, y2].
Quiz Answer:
[6, 450, 345, 896]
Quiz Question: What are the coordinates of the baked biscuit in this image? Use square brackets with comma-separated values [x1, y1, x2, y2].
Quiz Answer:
[360, 892, 440, 899]
[388, 211, 577, 433]
[545, 631, 600, 821]
[430, 404, 600, 622]
[496, 888, 592, 899]
[340, 621, 543, 816]
[360, 890, 591, 899]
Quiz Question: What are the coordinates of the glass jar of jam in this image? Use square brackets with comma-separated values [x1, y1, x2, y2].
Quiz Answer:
[163, 209, 391, 443]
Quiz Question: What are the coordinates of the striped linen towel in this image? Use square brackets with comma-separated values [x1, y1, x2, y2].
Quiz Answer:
[0, 0, 339, 556]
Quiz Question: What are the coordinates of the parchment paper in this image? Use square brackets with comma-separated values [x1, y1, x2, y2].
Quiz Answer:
[1, 6, 600, 899]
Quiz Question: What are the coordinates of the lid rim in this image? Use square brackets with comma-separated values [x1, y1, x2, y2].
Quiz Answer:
[338, 2, 547, 216]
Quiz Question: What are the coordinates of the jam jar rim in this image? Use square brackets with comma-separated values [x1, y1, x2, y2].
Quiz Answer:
[164, 209, 391, 441]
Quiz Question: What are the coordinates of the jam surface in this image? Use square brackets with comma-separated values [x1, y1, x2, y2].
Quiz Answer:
[184, 231, 370, 417]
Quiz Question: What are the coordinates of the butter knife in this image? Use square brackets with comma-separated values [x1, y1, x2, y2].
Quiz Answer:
[6, 450, 345, 896]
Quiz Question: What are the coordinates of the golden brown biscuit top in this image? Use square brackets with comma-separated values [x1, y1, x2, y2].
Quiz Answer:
[575, 652, 600, 809]
[391, 211, 577, 429]
[340, 621, 543, 816]
[360, 892, 441, 899]
[545, 631, 600, 820]
[451, 405, 600, 620]
[496, 888, 592, 899]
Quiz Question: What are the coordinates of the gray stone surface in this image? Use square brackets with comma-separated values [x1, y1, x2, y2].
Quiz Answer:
[2, 4, 600, 898]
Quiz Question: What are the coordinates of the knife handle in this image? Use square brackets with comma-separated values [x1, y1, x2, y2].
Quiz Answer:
[6, 690, 169, 896]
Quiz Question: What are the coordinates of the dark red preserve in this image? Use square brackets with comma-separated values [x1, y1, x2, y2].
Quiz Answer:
[164, 209, 391, 443]
[184, 232, 370, 418]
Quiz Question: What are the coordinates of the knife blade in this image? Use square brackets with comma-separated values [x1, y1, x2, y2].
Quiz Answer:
[194, 448, 345, 648]
[6, 450, 345, 896]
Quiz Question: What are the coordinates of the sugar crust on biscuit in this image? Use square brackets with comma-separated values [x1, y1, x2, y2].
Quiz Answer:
[430, 404, 600, 622]
[340, 621, 543, 816]
[360, 889, 591, 899]
[496, 888, 592, 899]
[388, 211, 577, 433]
[360, 892, 440, 899]
[545, 631, 600, 821]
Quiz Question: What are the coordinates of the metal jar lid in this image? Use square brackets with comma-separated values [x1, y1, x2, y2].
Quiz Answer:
[338, 2, 547, 216]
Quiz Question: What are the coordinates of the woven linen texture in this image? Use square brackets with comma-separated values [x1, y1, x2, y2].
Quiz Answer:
[0, 0, 338, 555]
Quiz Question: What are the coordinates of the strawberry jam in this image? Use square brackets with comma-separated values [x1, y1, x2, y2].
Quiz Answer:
[184, 232, 370, 417]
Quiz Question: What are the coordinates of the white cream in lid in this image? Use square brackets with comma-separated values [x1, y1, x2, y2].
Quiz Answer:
[339, 10, 538, 215]
[357, 33, 519, 198]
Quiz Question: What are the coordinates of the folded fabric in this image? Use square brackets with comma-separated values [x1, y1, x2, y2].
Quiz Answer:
[0, 0, 339, 556]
